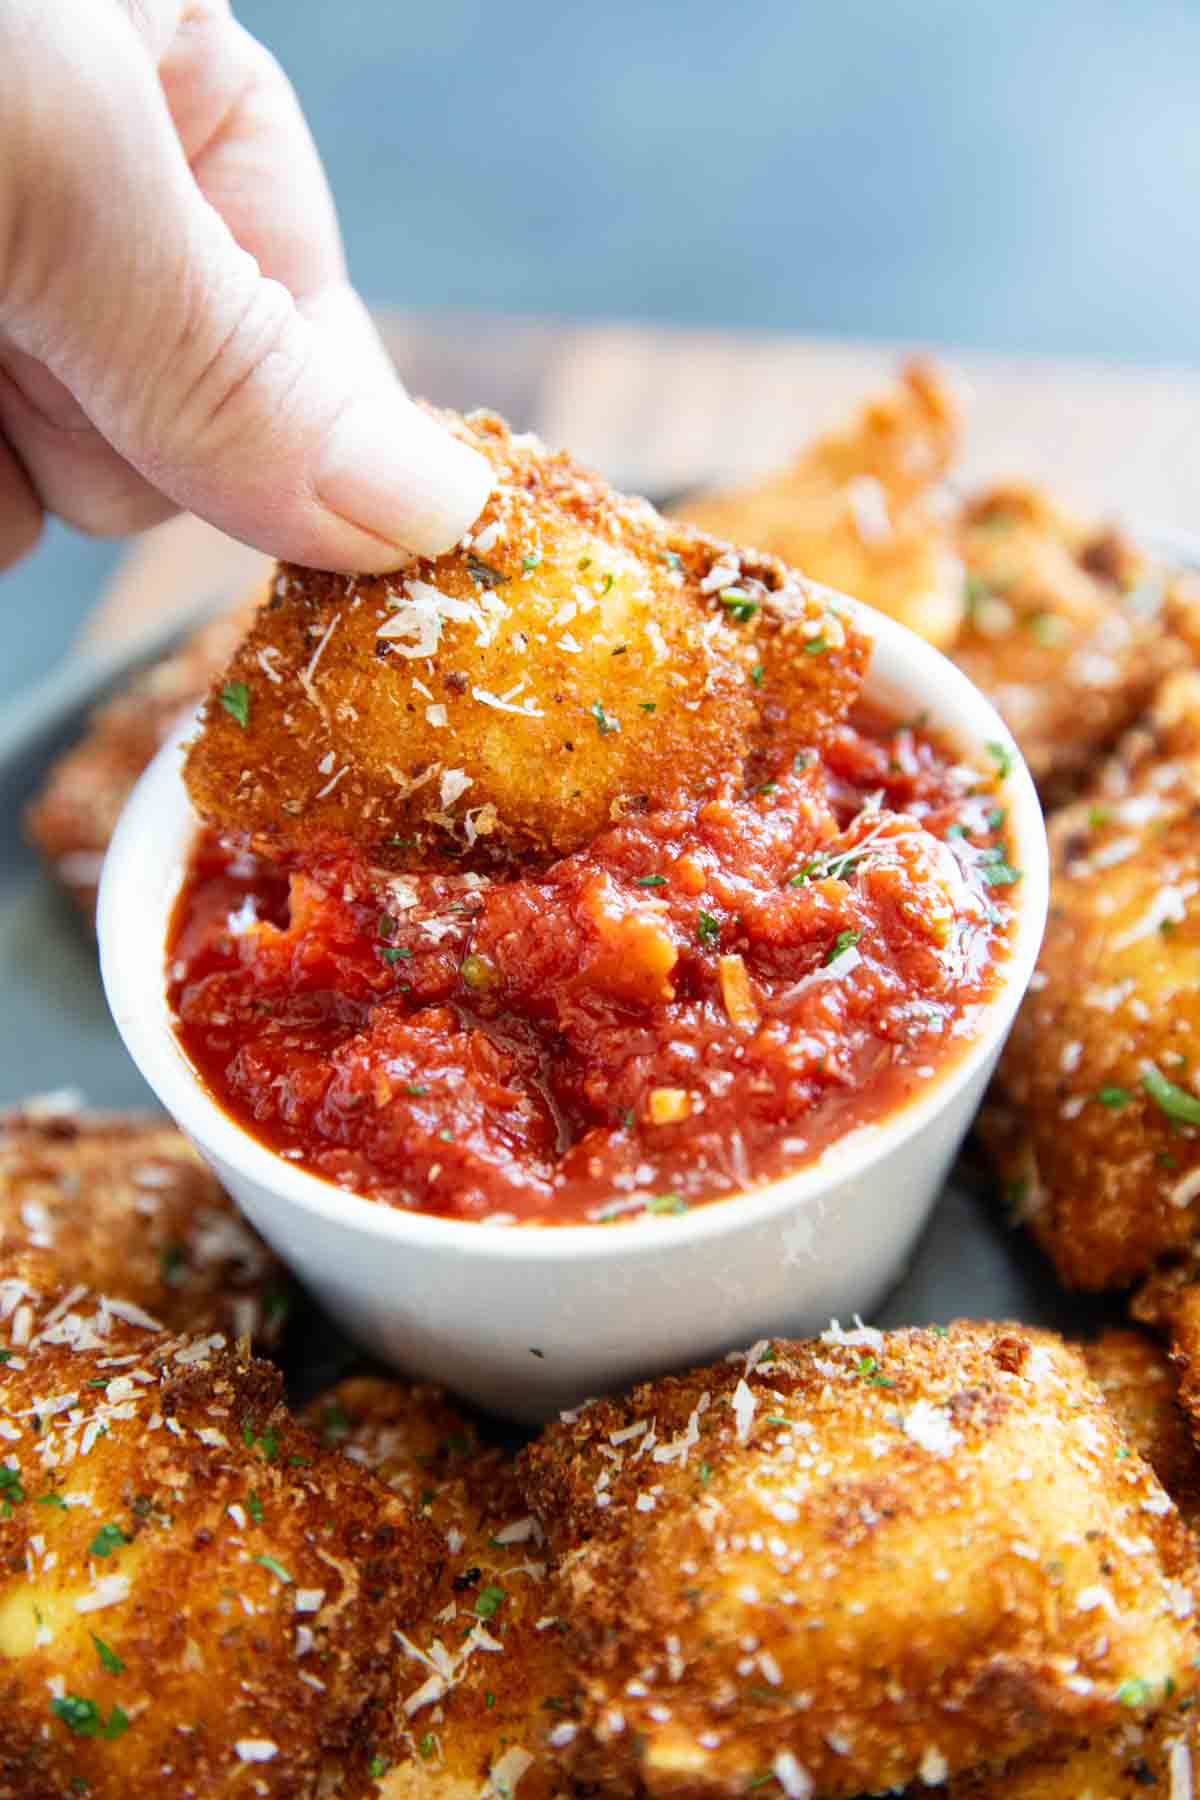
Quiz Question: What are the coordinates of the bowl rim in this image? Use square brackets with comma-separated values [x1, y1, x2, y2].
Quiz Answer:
[99, 596, 1049, 1267]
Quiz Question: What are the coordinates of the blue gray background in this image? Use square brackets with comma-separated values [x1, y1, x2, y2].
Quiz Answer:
[2, 0, 1198, 700]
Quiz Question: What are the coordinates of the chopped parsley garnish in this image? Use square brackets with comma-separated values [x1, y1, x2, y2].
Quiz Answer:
[696, 910, 721, 948]
[794, 750, 814, 772]
[1116, 1677, 1157, 1709]
[417, 1733, 437, 1760]
[378, 912, 395, 939]
[659, 550, 682, 570]
[825, 929, 861, 965]
[1098, 1086, 1131, 1110]
[485, 1691, 496, 1709]
[50, 1697, 129, 1740]
[1143, 1067, 1200, 1127]
[0, 1466, 24, 1505]
[255, 1553, 292, 1585]
[241, 1422, 279, 1461]
[986, 806, 1006, 830]
[474, 1584, 505, 1619]
[719, 588, 759, 622]
[639, 700, 657, 713]
[369, 1754, 391, 1778]
[319, 1402, 351, 1442]
[522, 552, 542, 572]
[750, 663, 764, 687]
[219, 681, 251, 729]
[466, 554, 508, 589]
[36, 1491, 67, 1509]
[599, 572, 614, 595]
[90, 1634, 125, 1676]
[381, 946, 411, 963]
[854, 1355, 895, 1388]
[0, 1349, 12, 1364]
[159, 1243, 186, 1285]
[977, 846, 1022, 886]
[88, 1523, 126, 1558]
[635, 874, 668, 888]
[404, 1084, 429, 1097]
[986, 739, 1014, 779]
[1087, 806, 1110, 831]
[698, 1463, 712, 1486]
[944, 822, 966, 839]
[802, 636, 828, 655]
[620, 1108, 635, 1129]
[645, 1194, 688, 1215]
[246, 1490, 265, 1525]
[590, 700, 619, 736]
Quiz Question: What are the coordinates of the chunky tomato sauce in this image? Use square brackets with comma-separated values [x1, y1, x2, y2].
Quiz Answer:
[168, 711, 1017, 1225]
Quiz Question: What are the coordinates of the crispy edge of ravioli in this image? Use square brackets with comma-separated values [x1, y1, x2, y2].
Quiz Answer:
[519, 1323, 1200, 1800]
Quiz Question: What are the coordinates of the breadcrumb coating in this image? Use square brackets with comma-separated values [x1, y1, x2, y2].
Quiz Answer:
[183, 408, 869, 862]
[0, 1279, 439, 1799]
[983, 672, 1200, 1291]
[520, 1323, 1200, 1799]
[303, 1378, 569, 1800]
[0, 1105, 287, 1348]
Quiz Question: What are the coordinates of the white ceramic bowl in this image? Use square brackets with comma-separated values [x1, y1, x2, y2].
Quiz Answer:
[99, 602, 1048, 1423]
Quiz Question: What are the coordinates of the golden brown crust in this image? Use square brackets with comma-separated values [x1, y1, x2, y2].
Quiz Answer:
[1082, 1330, 1200, 1527]
[0, 1278, 440, 1800]
[182, 408, 870, 862]
[520, 1323, 1200, 1799]
[0, 1104, 287, 1348]
[672, 362, 965, 648]
[945, 1710, 1200, 1798]
[950, 484, 1188, 806]
[25, 591, 264, 924]
[303, 1378, 570, 1800]
[982, 673, 1200, 1291]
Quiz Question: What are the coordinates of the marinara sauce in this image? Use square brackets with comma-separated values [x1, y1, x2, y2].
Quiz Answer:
[167, 710, 1018, 1225]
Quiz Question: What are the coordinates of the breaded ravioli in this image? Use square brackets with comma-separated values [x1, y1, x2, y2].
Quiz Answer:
[1082, 1330, 1200, 1525]
[519, 1323, 1200, 1800]
[0, 1278, 438, 1800]
[26, 590, 264, 925]
[673, 362, 966, 648]
[983, 672, 1200, 1291]
[303, 1378, 569, 1800]
[0, 1105, 287, 1347]
[183, 409, 869, 861]
[950, 485, 1186, 804]
[942, 1333, 1200, 1798]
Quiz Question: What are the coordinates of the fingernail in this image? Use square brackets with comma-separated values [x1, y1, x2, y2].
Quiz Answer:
[315, 396, 492, 561]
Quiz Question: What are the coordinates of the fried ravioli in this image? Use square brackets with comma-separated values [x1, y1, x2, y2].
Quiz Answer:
[0, 1105, 286, 1347]
[983, 672, 1200, 1291]
[519, 1323, 1200, 1799]
[182, 409, 869, 862]
[26, 590, 264, 925]
[0, 1279, 439, 1800]
[673, 362, 965, 647]
[304, 1378, 569, 1800]
[950, 485, 1186, 804]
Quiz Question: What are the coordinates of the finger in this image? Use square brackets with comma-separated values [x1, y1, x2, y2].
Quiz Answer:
[3, 5, 486, 568]
[157, 7, 400, 391]
[0, 431, 43, 571]
[0, 348, 178, 539]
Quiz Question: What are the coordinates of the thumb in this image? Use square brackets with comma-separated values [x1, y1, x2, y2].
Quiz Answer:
[1, 6, 490, 568]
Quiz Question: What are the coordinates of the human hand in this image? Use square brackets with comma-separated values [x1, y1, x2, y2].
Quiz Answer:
[0, 0, 491, 574]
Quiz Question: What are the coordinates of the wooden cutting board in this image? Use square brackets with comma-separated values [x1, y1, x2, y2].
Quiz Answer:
[80, 311, 1200, 650]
